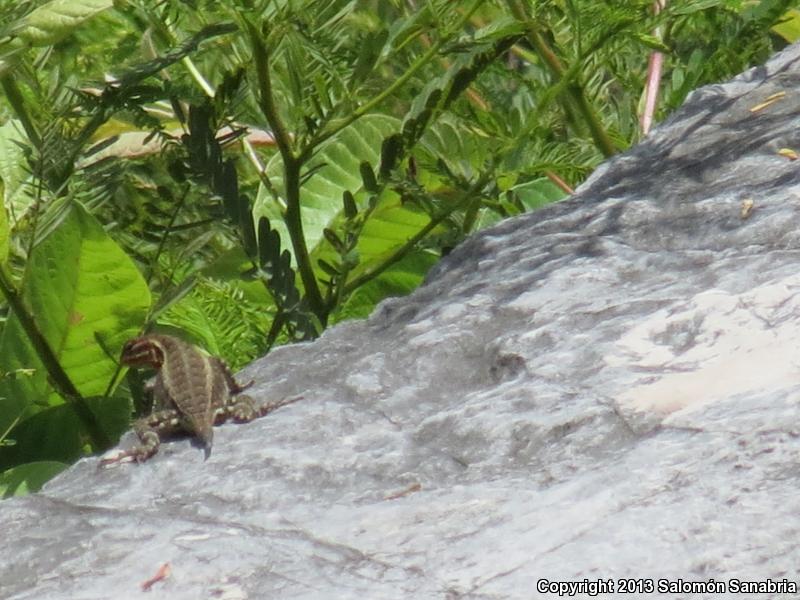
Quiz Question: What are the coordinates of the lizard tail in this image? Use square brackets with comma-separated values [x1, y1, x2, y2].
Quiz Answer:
[199, 426, 213, 460]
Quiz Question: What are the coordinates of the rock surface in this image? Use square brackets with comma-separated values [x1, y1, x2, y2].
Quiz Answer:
[3, 43, 800, 600]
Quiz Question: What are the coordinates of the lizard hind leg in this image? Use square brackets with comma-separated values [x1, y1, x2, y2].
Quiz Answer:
[230, 394, 259, 423]
[213, 357, 253, 394]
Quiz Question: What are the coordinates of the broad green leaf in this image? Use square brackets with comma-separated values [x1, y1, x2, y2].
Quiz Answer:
[773, 9, 800, 42]
[418, 114, 493, 180]
[0, 395, 130, 471]
[0, 461, 68, 498]
[473, 15, 524, 41]
[355, 191, 432, 261]
[308, 187, 435, 290]
[473, 177, 567, 230]
[16, 0, 114, 46]
[0, 201, 150, 445]
[254, 114, 401, 262]
[255, 114, 445, 313]
[511, 177, 567, 211]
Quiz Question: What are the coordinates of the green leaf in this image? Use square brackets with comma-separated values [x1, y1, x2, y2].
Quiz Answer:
[323, 228, 345, 252]
[510, 177, 567, 211]
[158, 275, 279, 368]
[472, 15, 524, 41]
[671, 0, 727, 15]
[342, 190, 358, 219]
[318, 258, 340, 277]
[255, 114, 444, 316]
[467, 177, 566, 230]
[311, 187, 438, 306]
[418, 114, 492, 180]
[359, 161, 378, 193]
[16, 0, 114, 46]
[633, 33, 671, 53]
[379, 133, 404, 179]
[0, 461, 68, 499]
[383, 5, 432, 52]
[0, 201, 150, 445]
[350, 28, 389, 88]
[355, 191, 432, 261]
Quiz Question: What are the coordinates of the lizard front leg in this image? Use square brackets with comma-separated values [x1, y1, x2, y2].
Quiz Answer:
[99, 409, 183, 466]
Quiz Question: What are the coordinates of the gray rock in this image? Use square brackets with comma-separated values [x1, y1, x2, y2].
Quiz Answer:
[4, 43, 800, 600]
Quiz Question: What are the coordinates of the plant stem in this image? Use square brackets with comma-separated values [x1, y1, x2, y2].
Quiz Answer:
[641, 0, 667, 135]
[248, 22, 295, 161]
[249, 22, 326, 321]
[282, 156, 326, 322]
[183, 56, 216, 98]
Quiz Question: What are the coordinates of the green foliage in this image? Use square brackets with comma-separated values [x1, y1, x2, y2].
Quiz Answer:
[664, 0, 798, 112]
[0, 460, 68, 498]
[0, 0, 791, 492]
[0, 119, 30, 229]
[256, 114, 401, 266]
[0, 201, 149, 467]
[159, 277, 273, 369]
[0, 188, 7, 263]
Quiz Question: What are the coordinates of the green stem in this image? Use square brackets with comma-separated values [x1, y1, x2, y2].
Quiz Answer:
[283, 156, 326, 322]
[249, 21, 325, 321]
[0, 265, 110, 449]
[182, 56, 216, 98]
[0, 414, 21, 447]
[248, 21, 295, 161]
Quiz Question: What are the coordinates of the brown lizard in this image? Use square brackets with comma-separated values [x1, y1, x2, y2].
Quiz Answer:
[100, 334, 300, 465]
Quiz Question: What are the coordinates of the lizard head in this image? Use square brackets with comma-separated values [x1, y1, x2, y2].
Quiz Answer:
[121, 336, 166, 369]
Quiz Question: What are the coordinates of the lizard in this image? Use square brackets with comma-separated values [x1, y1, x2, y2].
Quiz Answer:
[100, 334, 300, 465]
